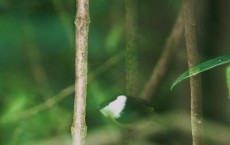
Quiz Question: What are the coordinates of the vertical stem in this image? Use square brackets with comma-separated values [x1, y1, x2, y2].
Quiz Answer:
[125, 0, 139, 144]
[182, 0, 203, 145]
[125, 0, 138, 97]
[71, 0, 90, 145]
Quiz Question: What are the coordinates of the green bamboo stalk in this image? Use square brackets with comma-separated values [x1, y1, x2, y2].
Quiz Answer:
[125, 0, 139, 144]
[125, 0, 139, 97]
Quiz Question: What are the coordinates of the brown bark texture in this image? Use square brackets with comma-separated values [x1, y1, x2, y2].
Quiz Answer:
[182, 0, 203, 145]
[71, 0, 90, 145]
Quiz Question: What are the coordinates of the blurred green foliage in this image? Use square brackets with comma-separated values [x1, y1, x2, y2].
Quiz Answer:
[0, 0, 230, 145]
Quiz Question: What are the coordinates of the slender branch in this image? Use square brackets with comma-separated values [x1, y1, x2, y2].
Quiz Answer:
[141, 9, 184, 101]
[182, 0, 203, 145]
[90, 51, 124, 81]
[125, 0, 138, 97]
[72, 0, 90, 144]
[0, 85, 75, 124]
[124, 1, 140, 145]
[0, 51, 123, 124]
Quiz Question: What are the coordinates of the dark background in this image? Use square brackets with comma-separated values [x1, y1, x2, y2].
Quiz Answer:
[0, 0, 230, 145]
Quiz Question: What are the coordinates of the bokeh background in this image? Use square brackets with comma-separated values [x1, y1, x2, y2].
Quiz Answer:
[0, 0, 230, 145]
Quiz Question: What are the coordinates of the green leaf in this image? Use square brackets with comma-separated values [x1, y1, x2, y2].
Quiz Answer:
[171, 55, 230, 90]
[226, 65, 230, 99]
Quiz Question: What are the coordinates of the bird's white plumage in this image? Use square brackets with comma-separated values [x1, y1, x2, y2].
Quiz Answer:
[100, 95, 127, 118]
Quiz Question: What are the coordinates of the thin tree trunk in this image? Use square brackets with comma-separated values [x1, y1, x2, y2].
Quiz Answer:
[182, 0, 203, 145]
[71, 0, 90, 144]
[125, 0, 138, 97]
